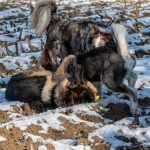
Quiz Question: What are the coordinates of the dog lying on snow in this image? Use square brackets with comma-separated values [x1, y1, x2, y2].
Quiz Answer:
[31, 0, 114, 71]
[5, 55, 98, 112]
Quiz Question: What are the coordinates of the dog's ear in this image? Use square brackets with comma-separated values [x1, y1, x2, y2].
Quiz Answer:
[91, 25, 100, 37]
[53, 54, 75, 78]
[52, 54, 75, 88]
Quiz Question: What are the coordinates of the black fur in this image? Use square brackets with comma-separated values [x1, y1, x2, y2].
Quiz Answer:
[76, 45, 136, 99]
[6, 73, 46, 102]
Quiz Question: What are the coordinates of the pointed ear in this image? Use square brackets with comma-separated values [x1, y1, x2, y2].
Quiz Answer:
[91, 25, 100, 37]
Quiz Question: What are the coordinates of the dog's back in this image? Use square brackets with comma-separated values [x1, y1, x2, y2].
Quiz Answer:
[76, 45, 122, 79]
[6, 72, 47, 102]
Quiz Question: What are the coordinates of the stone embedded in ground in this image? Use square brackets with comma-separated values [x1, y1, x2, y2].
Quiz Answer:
[115, 135, 130, 143]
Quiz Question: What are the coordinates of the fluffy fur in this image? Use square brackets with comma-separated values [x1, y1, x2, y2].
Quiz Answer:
[111, 24, 136, 82]
[31, 0, 58, 33]
[5, 55, 98, 111]
[76, 45, 138, 124]
[31, 0, 115, 71]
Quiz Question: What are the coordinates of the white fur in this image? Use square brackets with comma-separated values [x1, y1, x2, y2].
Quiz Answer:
[112, 24, 135, 79]
[127, 86, 138, 116]
[130, 99, 138, 116]
[93, 35, 102, 48]
[123, 79, 128, 85]
[112, 23, 129, 57]
[41, 75, 55, 103]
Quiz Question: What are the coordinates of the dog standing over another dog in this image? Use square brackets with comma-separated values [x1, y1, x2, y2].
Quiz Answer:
[30, 0, 138, 124]
[75, 24, 138, 125]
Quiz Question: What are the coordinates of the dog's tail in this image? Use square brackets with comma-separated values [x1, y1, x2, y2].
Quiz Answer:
[31, 0, 57, 33]
[111, 23, 130, 58]
[112, 24, 135, 73]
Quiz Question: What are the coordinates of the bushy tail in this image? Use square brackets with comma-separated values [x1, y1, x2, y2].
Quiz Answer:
[112, 23, 129, 58]
[31, 0, 57, 33]
[112, 24, 136, 80]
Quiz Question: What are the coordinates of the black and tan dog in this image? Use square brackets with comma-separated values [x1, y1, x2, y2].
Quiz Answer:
[5, 55, 98, 111]
[31, 0, 114, 71]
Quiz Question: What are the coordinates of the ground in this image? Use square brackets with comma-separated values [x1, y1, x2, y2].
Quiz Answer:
[0, 0, 150, 150]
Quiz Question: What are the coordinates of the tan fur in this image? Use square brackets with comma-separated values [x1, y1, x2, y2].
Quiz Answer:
[86, 81, 98, 96]
[21, 68, 53, 78]
[40, 55, 74, 103]
[54, 78, 70, 106]
[53, 55, 75, 78]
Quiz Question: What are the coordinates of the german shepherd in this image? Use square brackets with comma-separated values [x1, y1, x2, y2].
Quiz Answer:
[5, 55, 98, 112]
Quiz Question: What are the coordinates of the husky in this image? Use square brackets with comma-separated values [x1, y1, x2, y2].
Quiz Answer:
[31, 0, 114, 71]
[75, 24, 138, 125]
[5, 55, 98, 111]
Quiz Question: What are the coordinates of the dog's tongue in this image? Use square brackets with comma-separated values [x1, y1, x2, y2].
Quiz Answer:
[95, 95, 100, 101]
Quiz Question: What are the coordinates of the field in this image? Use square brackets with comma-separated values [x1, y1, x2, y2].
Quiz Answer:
[0, 0, 150, 149]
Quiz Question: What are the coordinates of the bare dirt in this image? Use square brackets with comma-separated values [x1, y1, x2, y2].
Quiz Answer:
[0, 127, 30, 150]
[0, 102, 149, 150]
[103, 103, 131, 121]
[0, 110, 9, 123]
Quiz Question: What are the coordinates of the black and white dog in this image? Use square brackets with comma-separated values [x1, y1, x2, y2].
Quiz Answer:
[76, 24, 138, 124]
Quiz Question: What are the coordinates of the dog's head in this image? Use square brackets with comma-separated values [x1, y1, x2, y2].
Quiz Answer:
[88, 25, 114, 49]
[52, 60, 98, 107]
[61, 80, 98, 107]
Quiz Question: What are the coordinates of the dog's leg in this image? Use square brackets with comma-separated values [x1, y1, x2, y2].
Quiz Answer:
[128, 71, 137, 87]
[103, 68, 139, 125]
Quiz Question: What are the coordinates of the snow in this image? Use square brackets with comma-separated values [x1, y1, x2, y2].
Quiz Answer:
[89, 118, 150, 149]
[38, 145, 48, 150]
[0, 0, 150, 149]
